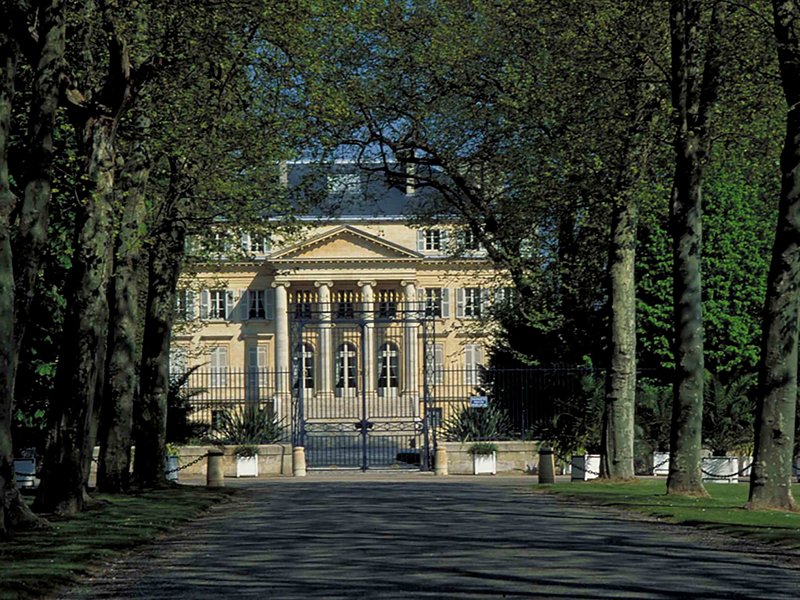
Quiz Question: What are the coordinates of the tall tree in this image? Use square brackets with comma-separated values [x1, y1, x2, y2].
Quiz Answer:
[748, 0, 800, 511]
[666, 0, 724, 496]
[1, 0, 64, 533]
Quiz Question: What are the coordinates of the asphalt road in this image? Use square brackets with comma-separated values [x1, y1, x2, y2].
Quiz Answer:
[65, 475, 800, 599]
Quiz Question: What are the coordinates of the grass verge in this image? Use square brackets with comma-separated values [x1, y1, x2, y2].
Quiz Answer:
[539, 480, 800, 550]
[0, 485, 235, 600]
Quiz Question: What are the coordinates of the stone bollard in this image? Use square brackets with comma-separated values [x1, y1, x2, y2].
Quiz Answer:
[207, 450, 224, 487]
[292, 446, 307, 477]
[434, 446, 448, 476]
[538, 445, 555, 484]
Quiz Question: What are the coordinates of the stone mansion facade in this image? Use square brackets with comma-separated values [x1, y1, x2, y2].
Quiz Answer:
[170, 164, 505, 465]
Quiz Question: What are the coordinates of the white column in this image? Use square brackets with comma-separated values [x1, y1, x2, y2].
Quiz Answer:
[402, 280, 418, 403]
[316, 281, 333, 398]
[359, 280, 376, 396]
[272, 281, 291, 416]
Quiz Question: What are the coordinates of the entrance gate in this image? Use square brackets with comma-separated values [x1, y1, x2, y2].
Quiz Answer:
[290, 300, 436, 470]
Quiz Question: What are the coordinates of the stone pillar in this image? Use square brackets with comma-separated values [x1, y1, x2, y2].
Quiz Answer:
[402, 281, 418, 405]
[273, 281, 291, 416]
[316, 281, 333, 398]
[207, 450, 224, 486]
[359, 280, 376, 395]
[292, 446, 307, 477]
[434, 446, 448, 476]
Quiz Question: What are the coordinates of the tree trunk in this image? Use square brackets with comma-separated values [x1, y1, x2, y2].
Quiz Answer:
[132, 209, 185, 488]
[0, 8, 50, 535]
[34, 117, 115, 515]
[601, 193, 638, 480]
[666, 0, 723, 497]
[748, 0, 800, 511]
[13, 0, 65, 367]
[98, 132, 150, 493]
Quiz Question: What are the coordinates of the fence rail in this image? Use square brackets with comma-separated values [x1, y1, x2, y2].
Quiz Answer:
[172, 366, 609, 444]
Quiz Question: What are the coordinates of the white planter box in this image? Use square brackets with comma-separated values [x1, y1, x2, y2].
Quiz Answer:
[738, 456, 753, 477]
[164, 455, 179, 482]
[571, 454, 600, 481]
[473, 452, 496, 475]
[14, 458, 36, 488]
[236, 455, 259, 477]
[652, 452, 670, 476]
[702, 457, 739, 483]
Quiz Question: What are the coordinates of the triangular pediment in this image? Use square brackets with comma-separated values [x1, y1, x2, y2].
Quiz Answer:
[271, 225, 422, 262]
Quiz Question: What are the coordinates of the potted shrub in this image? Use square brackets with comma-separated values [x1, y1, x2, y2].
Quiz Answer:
[234, 444, 259, 477]
[469, 442, 498, 475]
[164, 443, 180, 482]
[216, 404, 284, 478]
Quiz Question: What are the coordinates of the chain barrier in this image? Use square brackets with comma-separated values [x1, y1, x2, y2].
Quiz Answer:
[163, 453, 209, 476]
[12, 452, 211, 480]
[551, 449, 603, 477]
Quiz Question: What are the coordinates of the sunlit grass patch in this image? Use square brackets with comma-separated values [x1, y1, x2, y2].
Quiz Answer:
[0, 486, 234, 600]
[540, 480, 800, 549]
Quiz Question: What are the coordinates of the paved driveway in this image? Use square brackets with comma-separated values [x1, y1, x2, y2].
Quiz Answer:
[68, 475, 800, 599]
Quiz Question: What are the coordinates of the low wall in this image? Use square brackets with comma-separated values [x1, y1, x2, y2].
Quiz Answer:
[174, 444, 293, 478]
[89, 444, 293, 483]
[441, 441, 540, 475]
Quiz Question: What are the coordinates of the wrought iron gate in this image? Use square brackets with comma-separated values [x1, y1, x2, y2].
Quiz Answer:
[290, 298, 436, 470]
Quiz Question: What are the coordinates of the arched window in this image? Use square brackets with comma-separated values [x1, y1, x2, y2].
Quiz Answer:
[335, 342, 358, 394]
[293, 343, 315, 390]
[377, 342, 399, 392]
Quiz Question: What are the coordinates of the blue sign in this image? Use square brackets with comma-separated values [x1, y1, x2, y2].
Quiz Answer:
[470, 396, 488, 408]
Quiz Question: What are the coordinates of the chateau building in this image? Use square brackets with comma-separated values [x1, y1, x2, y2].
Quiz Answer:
[171, 163, 504, 468]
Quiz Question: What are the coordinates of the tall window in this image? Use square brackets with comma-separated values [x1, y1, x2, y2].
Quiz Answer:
[335, 290, 355, 319]
[293, 343, 315, 390]
[376, 290, 398, 319]
[423, 288, 450, 318]
[209, 290, 227, 319]
[248, 290, 266, 319]
[210, 346, 228, 388]
[247, 345, 268, 392]
[462, 287, 482, 318]
[175, 290, 195, 320]
[464, 344, 483, 385]
[377, 342, 399, 392]
[243, 233, 270, 254]
[335, 342, 358, 394]
[462, 228, 481, 251]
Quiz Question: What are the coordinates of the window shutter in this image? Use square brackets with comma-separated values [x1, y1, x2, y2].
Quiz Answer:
[186, 291, 196, 319]
[441, 288, 450, 318]
[480, 288, 490, 315]
[476, 344, 484, 366]
[226, 289, 236, 321]
[455, 288, 465, 318]
[240, 289, 249, 320]
[417, 287, 426, 313]
[440, 229, 449, 252]
[417, 230, 426, 252]
[265, 288, 275, 319]
[257, 346, 267, 369]
[241, 232, 251, 252]
[200, 290, 210, 319]
[465, 344, 475, 370]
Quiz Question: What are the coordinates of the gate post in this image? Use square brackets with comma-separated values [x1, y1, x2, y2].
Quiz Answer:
[292, 446, 307, 477]
[538, 445, 555, 484]
[434, 445, 448, 476]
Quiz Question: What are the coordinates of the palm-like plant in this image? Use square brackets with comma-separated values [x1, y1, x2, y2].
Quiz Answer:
[442, 404, 512, 442]
[702, 371, 756, 456]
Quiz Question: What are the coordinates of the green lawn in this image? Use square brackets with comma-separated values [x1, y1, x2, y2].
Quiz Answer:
[540, 480, 800, 549]
[0, 486, 234, 600]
